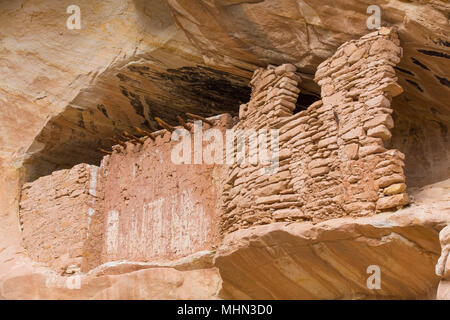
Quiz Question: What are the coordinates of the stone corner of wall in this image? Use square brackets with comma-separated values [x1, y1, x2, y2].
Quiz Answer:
[220, 28, 409, 235]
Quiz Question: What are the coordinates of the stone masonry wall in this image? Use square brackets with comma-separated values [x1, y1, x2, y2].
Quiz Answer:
[18, 27, 410, 271]
[220, 27, 408, 234]
[19, 115, 233, 271]
[99, 114, 233, 264]
[315, 27, 407, 216]
[219, 64, 303, 233]
[19, 163, 100, 273]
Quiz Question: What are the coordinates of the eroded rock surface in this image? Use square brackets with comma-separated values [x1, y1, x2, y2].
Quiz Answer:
[221, 28, 409, 234]
[215, 195, 449, 299]
[0, 1, 449, 300]
[436, 225, 450, 300]
[2, 183, 448, 299]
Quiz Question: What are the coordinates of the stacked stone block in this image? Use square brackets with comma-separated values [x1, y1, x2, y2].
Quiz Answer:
[18, 28, 410, 266]
[220, 64, 303, 233]
[315, 26, 408, 216]
[220, 27, 409, 234]
[19, 163, 100, 273]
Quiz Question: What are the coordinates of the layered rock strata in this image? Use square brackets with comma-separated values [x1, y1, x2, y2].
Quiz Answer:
[2, 25, 447, 300]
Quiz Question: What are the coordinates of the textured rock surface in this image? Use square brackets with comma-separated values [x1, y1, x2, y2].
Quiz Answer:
[0, 259, 223, 300]
[19, 164, 99, 273]
[220, 28, 410, 233]
[0, 0, 447, 183]
[2, 180, 448, 299]
[436, 225, 450, 300]
[0, 0, 449, 300]
[216, 182, 450, 299]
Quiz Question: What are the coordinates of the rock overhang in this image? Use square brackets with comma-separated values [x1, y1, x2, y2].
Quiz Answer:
[214, 206, 449, 299]
[0, 1, 449, 300]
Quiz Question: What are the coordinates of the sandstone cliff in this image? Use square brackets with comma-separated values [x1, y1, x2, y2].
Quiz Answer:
[0, 0, 449, 300]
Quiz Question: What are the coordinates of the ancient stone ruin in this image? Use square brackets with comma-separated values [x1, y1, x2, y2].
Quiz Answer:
[21, 29, 405, 269]
[0, 1, 449, 300]
[222, 28, 407, 233]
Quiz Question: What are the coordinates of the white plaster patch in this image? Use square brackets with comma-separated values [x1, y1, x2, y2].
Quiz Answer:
[88, 165, 99, 197]
[111, 189, 211, 260]
[106, 210, 119, 257]
[86, 207, 95, 238]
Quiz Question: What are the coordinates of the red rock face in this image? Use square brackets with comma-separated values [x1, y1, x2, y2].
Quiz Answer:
[18, 28, 409, 272]
[11, 27, 448, 300]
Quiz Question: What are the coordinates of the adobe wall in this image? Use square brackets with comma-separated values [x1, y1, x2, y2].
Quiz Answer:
[220, 27, 408, 234]
[98, 114, 233, 263]
[18, 115, 233, 271]
[19, 163, 100, 273]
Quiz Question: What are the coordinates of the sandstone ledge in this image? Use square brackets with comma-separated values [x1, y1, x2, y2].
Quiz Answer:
[1, 202, 447, 299]
[215, 205, 449, 299]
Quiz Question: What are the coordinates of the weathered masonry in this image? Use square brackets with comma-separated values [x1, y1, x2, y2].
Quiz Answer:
[220, 27, 407, 233]
[20, 114, 233, 273]
[19, 164, 99, 272]
[18, 27, 409, 273]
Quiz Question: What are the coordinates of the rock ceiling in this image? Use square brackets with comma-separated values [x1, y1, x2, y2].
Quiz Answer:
[0, 0, 449, 301]
[0, 0, 448, 181]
